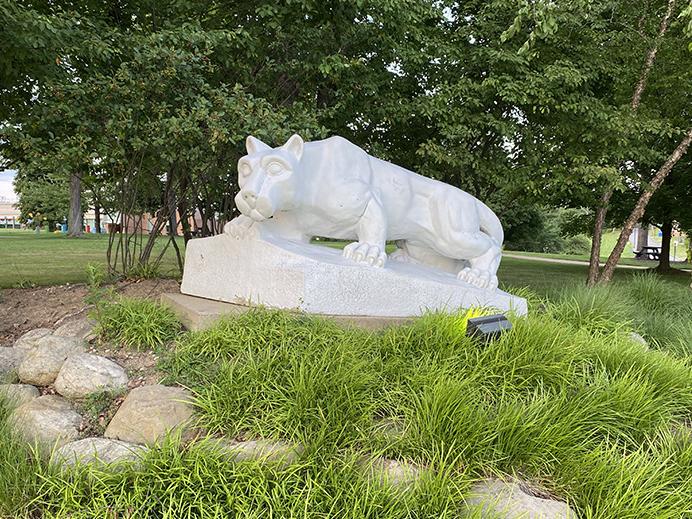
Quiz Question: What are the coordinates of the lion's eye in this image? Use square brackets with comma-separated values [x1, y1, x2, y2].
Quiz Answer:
[239, 163, 252, 177]
[266, 161, 283, 175]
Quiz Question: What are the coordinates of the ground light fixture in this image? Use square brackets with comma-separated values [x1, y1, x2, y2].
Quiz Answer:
[466, 314, 512, 342]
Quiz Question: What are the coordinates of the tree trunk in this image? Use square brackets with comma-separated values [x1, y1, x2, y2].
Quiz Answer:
[93, 193, 101, 234]
[587, 190, 612, 286]
[178, 201, 193, 244]
[630, 0, 677, 111]
[598, 126, 692, 283]
[657, 220, 672, 272]
[167, 171, 178, 236]
[67, 172, 83, 237]
[586, 0, 676, 282]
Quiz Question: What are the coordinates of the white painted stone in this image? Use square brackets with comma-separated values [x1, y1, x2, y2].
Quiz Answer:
[628, 331, 648, 349]
[208, 438, 303, 466]
[0, 347, 22, 382]
[465, 479, 577, 518]
[0, 384, 40, 408]
[52, 437, 147, 469]
[10, 395, 82, 450]
[363, 457, 423, 490]
[13, 328, 53, 353]
[54, 353, 128, 399]
[104, 385, 195, 446]
[180, 134, 526, 317]
[17, 336, 86, 386]
[182, 235, 526, 317]
[54, 317, 97, 341]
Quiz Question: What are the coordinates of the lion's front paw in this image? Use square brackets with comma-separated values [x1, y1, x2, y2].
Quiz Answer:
[457, 267, 498, 290]
[224, 215, 258, 240]
[343, 241, 387, 267]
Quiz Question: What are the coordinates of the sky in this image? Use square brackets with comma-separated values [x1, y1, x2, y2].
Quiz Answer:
[0, 170, 17, 202]
[0, 169, 17, 202]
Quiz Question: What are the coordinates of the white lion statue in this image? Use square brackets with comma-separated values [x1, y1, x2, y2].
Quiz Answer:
[225, 134, 504, 290]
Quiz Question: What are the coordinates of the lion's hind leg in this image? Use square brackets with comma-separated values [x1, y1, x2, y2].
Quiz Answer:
[429, 192, 502, 290]
[457, 240, 501, 290]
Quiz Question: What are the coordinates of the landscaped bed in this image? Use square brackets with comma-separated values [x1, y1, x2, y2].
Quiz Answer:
[0, 273, 690, 518]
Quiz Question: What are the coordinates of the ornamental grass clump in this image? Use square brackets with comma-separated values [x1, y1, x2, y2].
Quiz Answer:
[95, 297, 181, 350]
[1, 275, 691, 517]
[540, 272, 692, 356]
[0, 396, 44, 517]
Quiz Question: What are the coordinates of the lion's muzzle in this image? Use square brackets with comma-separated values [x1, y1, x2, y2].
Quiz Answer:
[235, 190, 274, 221]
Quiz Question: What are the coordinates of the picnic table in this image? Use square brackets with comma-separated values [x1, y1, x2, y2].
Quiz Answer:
[634, 246, 661, 260]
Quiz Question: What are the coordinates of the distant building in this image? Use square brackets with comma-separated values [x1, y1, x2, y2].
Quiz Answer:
[0, 200, 20, 229]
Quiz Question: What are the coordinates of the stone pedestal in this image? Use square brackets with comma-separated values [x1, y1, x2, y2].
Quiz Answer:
[160, 293, 414, 331]
[179, 234, 526, 319]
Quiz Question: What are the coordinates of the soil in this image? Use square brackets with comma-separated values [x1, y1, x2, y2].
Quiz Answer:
[0, 278, 180, 347]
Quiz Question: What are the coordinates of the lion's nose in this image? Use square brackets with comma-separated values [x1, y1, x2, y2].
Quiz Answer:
[242, 190, 258, 204]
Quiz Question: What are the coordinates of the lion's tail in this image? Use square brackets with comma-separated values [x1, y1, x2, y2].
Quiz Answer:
[477, 201, 504, 246]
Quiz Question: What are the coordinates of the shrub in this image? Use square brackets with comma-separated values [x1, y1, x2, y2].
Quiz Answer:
[126, 262, 161, 280]
[95, 297, 181, 350]
[85, 262, 109, 288]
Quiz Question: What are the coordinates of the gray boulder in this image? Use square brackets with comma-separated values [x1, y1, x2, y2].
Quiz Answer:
[13, 328, 53, 353]
[17, 336, 86, 386]
[11, 395, 82, 451]
[0, 384, 40, 408]
[104, 385, 195, 446]
[0, 347, 22, 383]
[464, 479, 577, 518]
[52, 437, 147, 470]
[54, 317, 97, 341]
[54, 353, 128, 400]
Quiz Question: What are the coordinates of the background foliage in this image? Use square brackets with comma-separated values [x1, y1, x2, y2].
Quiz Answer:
[1, 0, 691, 276]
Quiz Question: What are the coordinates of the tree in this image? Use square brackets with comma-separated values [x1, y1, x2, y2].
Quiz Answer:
[13, 173, 69, 230]
[587, 0, 681, 284]
[599, 127, 692, 282]
[3, 0, 691, 282]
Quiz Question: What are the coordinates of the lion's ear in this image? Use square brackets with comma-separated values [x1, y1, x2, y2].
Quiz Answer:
[246, 135, 271, 155]
[282, 134, 304, 161]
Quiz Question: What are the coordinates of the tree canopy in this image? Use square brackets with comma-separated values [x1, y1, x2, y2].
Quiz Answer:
[2, 0, 690, 278]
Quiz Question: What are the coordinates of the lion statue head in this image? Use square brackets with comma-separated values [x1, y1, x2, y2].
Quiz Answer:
[235, 134, 304, 222]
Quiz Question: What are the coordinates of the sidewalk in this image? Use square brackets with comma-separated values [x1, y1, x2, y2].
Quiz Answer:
[503, 253, 691, 272]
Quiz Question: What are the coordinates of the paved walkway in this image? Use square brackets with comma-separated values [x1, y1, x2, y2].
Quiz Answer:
[504, 253, 691, 272]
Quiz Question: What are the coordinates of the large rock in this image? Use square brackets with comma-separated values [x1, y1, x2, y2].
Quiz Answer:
[104, 385, 195, 446]
[0, 384, 40, 408]
[54, 317, 97, 341]
[52, 437, 147, 470]
[17, 336, 86, 386]
[54, 353, 128, 399]
[11, 395, 82, 450]
[207, 438, 303, 467]
[181, 234, 527, 318]
[13, 328, 53, 353]
[0, 347, 22, 383]
[464, 479, 577, 519]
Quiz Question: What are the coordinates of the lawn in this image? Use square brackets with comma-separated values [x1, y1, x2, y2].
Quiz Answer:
[1, 230, 690, 294]
[0, 229, 181, 288]
[505, 230, 691, 268]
